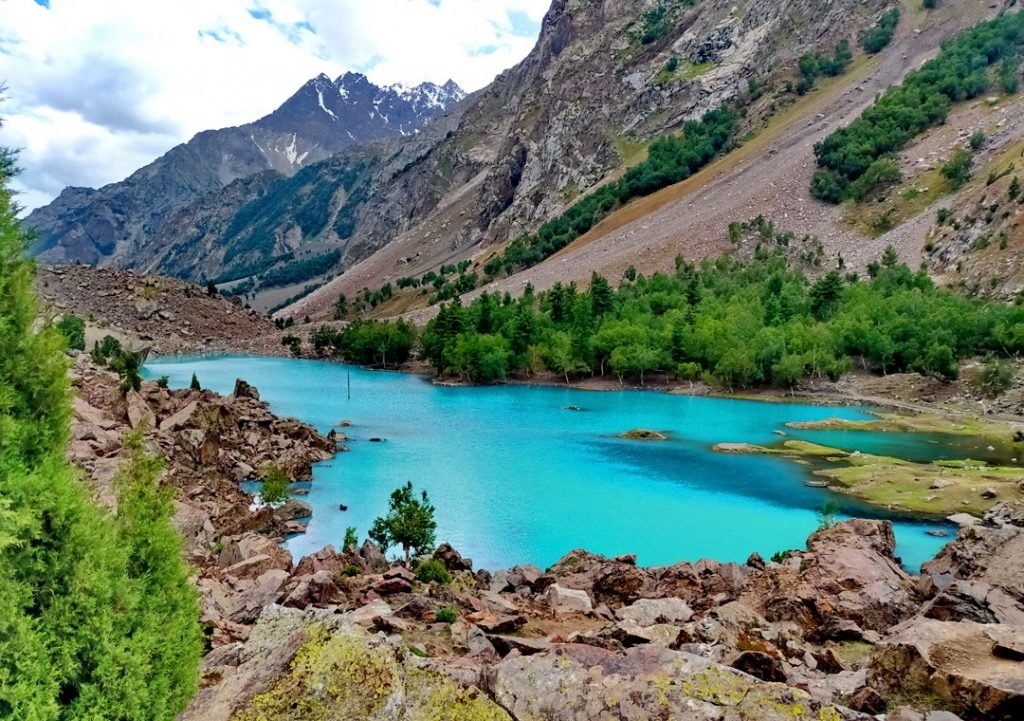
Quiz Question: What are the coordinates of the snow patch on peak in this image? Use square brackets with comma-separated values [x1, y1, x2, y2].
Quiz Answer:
[317, 88, 337, 120]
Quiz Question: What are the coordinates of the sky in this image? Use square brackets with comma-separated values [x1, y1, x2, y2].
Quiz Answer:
[0, 0, 548, 212]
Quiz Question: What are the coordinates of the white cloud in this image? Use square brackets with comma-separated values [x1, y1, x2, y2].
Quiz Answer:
[0, 0, 547, 211]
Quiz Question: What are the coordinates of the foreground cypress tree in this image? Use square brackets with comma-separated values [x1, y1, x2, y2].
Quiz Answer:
[0, 128, 202, 718]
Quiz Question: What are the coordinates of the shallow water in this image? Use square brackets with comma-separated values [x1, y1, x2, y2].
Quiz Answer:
[145, 356, 955, 572]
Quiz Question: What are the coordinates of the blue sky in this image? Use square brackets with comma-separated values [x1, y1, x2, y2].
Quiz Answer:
[0, 0, 547, 211]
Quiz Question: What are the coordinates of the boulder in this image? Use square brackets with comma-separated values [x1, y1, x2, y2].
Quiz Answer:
[924, 503, 1024, 605]
[506, 564, 542, 591]
[546, 553, 657, 606]
[617, 597, 693, 626]
[921, 579, 1024, 625]
[219, 533, 292, 573]
[342, 599, 393, 626]
[545, 584, 593, 615]
[359, 540, 388, 572]
[868, 618, 1024, 720]
[485, 643, 866, 721]
[224, 554, 280, 582]
[433, 542, 473, 572]
[383, 565, 415, 583]
[283, 570, 340, 608]
[372, 577, 413, 595]
[741, 519, 918, 633]
[228, 569, 289, 623]
[729, 650, 786, 683]
[847, 687, 886, 715]
[395, 596, 438, 621]
[606, 620, 681, 648]
[293, 545, 346, 577]
[126, 389, 155, 429]
[274, 499, 312, 522]
[619, 429, 667, 440]
[159, 400, 199, 432]
[488, 635, 551, 657]
[465, 610, 526, 634]
[232, 379, 260, 400]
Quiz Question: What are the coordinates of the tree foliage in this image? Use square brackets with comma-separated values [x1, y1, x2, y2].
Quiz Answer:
[413, 245, 1024, 389]
[813, 12, 1024, 202]
[368, 481, 437, 563]
[859, 8, 900, 55]
[0, 141, 201, 719]
[309, 318, 416, 367]
[55, 314, 85, 351]
[260, 464, 290, 505]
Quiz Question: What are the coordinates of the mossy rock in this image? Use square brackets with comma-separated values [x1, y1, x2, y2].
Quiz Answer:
[233, 625, 510, 721]
[620, 429, 668, 441]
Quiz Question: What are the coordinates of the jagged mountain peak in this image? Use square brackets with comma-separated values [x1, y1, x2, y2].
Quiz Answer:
[26, 66, 463, 268]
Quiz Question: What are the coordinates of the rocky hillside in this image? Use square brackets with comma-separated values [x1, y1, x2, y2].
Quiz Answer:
[34, 264, 279, 355]
[25, 72, 464, 270]
[289, 0, 1016, 322]
[65, 358, 1024, 720]
[30, 0, 898, 314]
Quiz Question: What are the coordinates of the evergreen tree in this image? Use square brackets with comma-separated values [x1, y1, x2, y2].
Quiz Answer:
[0, 131, 201, 719]
[368, 481, 437, 563]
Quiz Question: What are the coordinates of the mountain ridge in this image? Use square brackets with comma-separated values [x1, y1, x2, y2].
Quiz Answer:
[26, 71, 464, 268]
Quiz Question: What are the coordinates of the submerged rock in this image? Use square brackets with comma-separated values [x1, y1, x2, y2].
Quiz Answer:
[619, 429, 667, 440]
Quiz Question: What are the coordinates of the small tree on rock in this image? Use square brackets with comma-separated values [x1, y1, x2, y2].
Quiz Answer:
[259, 464, 289, 505]
[369, 481, 437, 563]
[190, 373, 201, 391]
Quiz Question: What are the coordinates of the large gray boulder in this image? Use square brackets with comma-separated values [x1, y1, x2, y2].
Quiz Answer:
[484, 643, 869, 721]
[868, 618, 1024, 721]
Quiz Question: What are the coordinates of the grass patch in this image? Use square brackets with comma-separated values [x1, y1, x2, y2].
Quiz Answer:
[784, 411, 1017, 442]
[611, 134, 649, 168]
[714, 428, 1024, 516]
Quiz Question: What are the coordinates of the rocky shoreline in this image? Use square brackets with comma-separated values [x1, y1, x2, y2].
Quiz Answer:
[65, 353, 1024, 721]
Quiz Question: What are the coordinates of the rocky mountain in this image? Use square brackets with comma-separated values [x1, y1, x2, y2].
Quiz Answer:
[25, 72, 464, 268]
[94, 0, 901, 311]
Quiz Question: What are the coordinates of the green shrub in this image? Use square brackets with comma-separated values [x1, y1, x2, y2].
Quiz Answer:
[343, 526, 358, 551]
[156, 375, 170, 389]
[343, 564, 361, 577]
[55, 313, 85, 351]
[969, 130, 986, 150]
[942, 148, 973, 189]
[415, 558, 452, 585]
[977, 356, 1015, 397]
[435, 607, 457, 624]
[260, 464, 290, 504]
[859, 8, 900, 54]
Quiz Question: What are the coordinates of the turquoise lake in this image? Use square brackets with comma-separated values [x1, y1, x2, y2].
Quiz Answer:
[144, 355, 956, 572]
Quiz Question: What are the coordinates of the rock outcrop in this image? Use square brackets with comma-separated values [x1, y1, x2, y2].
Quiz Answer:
[868, 619, 1024, 721]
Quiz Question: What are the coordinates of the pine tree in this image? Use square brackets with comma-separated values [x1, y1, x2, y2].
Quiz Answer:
[0, 116, 201, 720]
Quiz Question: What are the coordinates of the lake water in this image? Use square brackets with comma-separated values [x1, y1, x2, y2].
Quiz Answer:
[145, 355, 954, 572]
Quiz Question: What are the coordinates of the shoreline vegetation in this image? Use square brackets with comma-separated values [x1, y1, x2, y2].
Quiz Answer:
[305, 249, 1024, 391]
